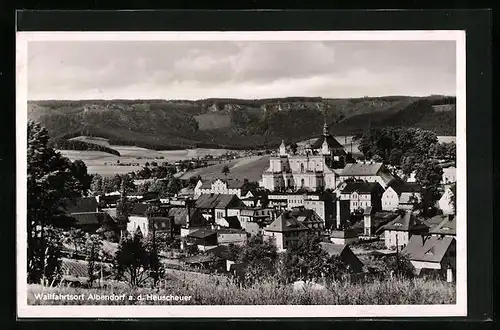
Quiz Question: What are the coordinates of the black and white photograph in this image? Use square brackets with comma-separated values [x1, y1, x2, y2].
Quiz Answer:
[16, 30, 466, 318]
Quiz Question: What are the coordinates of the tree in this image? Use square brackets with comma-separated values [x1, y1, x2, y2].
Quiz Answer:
[85, 234, 103, 287]
[414, 159, 443, 217]
[167, 178, 182, 195]
[27, 121, 86, 284]
[384, 253, 415, 279]
[116, 179, 133, 239]
[148, 179, 171, 198]
[113, 229, 151, 287]
[222, 164, 230, 176]
[70, 160, 92, 195]
[62, 228, 86, 256]
[90, 174, 104, 196]
[237, 235, 278, 285]
[289, 142, 298, 155]
[281, 233, 346, 284]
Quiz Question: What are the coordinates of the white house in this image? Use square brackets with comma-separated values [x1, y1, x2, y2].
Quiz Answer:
[194, 178, 246, 198]
[381, 181, 422, 211]
[441, 166, 456, 185]
[378, 211, 429, 249]
[438, 186, 456, 215]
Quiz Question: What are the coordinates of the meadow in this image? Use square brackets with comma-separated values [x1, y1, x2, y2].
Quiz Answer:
[59, 136, 455, 178]
[28, 276, 455, 305]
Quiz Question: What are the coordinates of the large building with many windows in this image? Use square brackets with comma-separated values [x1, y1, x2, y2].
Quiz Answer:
[260, 121, 347, 192]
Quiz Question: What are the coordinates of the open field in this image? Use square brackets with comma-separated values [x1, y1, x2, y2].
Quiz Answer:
[59, 136, 455, 177]
[58, 146, 240, 177]
[179, 155, 270, 182]
[28, 276, 455, 305]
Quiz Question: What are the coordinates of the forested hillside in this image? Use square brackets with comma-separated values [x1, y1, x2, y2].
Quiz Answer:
[28, 95, 456, 150]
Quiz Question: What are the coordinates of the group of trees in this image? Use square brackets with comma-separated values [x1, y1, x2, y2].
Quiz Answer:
[27, 121, 94, 284]
[50, 138, 121, 156]
[134, 163, 177, 180]
[90, 173, 136, 195]
[358, 127, 439, 167]
[357, 127, 454, 217]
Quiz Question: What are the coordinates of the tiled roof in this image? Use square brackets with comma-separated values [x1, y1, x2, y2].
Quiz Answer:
[290, 208, 322, 225]
[429, 215, 456, 236]
[319, 242, 347, 256]
[341, 162, 384, 176]
[222, 216, 242, 229]
[388, 180, 421, 195]
[265, 211, 309, 233]
[187, 228, 217, 239]
[340, 182, 382, 194]
[167, 207, 200, 226]
[381, 211, 428, 232]
[208, 245, 238, 261]
[63, 197, 98, 214]
[402, 235, 455, 263]
[310, 134, 345, 150]
[195, 193, 244, 209]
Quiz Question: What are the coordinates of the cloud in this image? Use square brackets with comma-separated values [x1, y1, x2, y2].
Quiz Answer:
[27, 40, 456, 100]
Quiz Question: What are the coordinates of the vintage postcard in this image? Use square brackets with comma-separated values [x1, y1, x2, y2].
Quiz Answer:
[16, 30, 466, 318]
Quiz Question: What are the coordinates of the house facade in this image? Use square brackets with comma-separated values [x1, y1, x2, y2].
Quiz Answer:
[439, 186, 455, 215]
[381, 182, 421, 211]
[263, 211, 310, 251]
[441, 166, 456, 185]
[194, 178, 246, 198]
[338, 181, 384, 214]
[380, 211, 429, 249]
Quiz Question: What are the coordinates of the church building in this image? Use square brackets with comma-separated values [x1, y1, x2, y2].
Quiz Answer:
[260, 120, 347, 192]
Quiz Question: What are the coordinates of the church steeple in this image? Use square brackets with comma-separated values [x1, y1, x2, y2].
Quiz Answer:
[323, 118, 329, 136]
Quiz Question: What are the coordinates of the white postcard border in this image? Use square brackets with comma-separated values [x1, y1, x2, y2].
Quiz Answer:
[16, 30, 467, 318]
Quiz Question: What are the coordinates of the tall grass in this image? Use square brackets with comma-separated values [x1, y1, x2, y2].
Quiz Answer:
[28, 276, 455, 305]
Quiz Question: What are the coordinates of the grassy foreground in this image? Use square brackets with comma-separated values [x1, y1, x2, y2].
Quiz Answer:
[28, 276, 455, 305]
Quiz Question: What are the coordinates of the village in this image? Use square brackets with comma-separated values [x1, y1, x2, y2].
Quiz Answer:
[53, 120, 458, 291]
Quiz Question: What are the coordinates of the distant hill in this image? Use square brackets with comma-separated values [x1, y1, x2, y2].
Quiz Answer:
[28, 95, 456, 150]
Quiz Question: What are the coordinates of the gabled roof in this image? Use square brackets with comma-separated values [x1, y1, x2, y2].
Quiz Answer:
[403, 235, 455, 263]
[222, 216, 242, 229]
[63, 197, 98, 214]
[265, 211, 309, 233]
[167, 207, 201, 226]
[310, 134, 345, 150]
[340, 182, 382, 194]
[387, 180, 422, 196]
[207, 245, 238, 261]
[187, 228, 217, 239]
[340, 162, 384, 176]
[290, 208, 322, 225]
[319, 242, 347, 256]
[195, 193, 244, 209]
[381, 211, 428, 232]
[429, 215, 456, 236]
[424, 215, 449, 229]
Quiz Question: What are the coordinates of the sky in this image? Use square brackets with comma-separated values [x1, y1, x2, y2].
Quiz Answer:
[27, 40, 456, 100]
